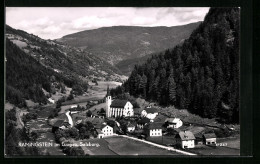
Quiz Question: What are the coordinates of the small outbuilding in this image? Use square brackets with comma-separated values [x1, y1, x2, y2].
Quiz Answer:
[203, 133, 217, 145]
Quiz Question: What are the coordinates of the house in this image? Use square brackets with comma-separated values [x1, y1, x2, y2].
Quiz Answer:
[48, 98, 55, 104]
[144, 122, 163, 137]
[194, 133, 204, 145]
[137, 117, 150, 129]
[203, 133, 217, 145]
[96, 129, 104, 138]
[141, 107, 158, 121]
[106, 86, 134, 118]
[165, 118, 183, 129]
[52, 120, 70, 131]
[95, 123, 113, 138]
[127, 122, 136, 132]
[69, 108, 80, 114]
[175, 131, 195, 149]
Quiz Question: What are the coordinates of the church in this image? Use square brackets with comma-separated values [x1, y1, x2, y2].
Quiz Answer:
[105, 86, 134, 118]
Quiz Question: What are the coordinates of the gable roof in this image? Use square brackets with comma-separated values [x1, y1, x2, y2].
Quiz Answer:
[203, 133, 217, 139]
[127, 122, 136, 127]
[144, 107, 158, 114]
[85, 117, 104, 125]
[178, 131, 195, 141]
[96, 129, 103, 134]
[146, 122, 163, 130]
[95, 124, 112, 130]
[53, 120, 64, 127]
[110, 99, 128, 108]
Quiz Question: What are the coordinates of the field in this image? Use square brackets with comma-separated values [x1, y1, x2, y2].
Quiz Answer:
[145, 136, 175, 146]
[187, 144, 240, 156]
[72, 136, 181, 156]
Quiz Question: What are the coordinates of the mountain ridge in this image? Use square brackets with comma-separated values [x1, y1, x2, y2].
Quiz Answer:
[57, 22, 201, 67]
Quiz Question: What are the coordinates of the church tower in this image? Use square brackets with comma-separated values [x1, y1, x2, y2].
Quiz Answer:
[106, 85, 112, 118]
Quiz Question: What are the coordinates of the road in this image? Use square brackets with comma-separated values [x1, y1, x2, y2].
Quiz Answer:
[65, 111, 73, 127]
[15, 108, 24, 128]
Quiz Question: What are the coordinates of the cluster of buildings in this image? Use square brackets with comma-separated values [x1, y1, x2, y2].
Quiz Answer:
[52, 86, 218, 149]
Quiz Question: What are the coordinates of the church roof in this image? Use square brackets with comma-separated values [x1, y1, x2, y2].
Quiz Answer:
[110, 99, 128, 108]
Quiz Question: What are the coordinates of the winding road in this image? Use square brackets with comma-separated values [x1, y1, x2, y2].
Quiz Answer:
[65, 111, 73, 127]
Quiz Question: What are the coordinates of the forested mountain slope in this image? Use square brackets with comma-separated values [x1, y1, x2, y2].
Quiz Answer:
[114, 8, 240, 123]
[6, 25, 124, 82]
[6, 39, 88, 107]
[57, 22, 201, 66]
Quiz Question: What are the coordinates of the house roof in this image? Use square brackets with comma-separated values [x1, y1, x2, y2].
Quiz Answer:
[203, 133, 217, 139]
[96, 129, 103, 134]
[146, 122, 163, 130]
[165, 118, 181, 124]
[127, 122, 136, 128]
[95, 124, 112, 130]
[144, 107, 158, 114]
[110, 99, 128, 108]
[85, 117, 104, 125]
[137, 117, 150, 124]
[178, 131, 195, 141]
[53, 120, 64, 127]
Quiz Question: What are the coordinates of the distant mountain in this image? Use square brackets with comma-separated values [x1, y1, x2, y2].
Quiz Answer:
[6, 25, 125, 82]
[57, 22, 201, 67]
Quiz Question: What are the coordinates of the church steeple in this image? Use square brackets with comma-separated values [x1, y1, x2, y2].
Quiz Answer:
[106, 85, 112, 118]
[106, 85, 111, 96]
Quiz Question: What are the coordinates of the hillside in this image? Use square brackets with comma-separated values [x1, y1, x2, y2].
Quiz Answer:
[112, 8, 240, 123]
[6, 38, 81, 107]
[6, 25, 125, 82]
[57, 22, 201, 67]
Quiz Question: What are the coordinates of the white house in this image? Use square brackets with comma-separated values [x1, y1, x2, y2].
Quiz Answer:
[145, 123, 162, 137]
[106, 86, 134, 118]
[48, 98, 55, 104]
[95, 123, 113, 138]
[176, 131, 195, 149]
[141, 107, 158, 121]
[165, 118, 183, 129]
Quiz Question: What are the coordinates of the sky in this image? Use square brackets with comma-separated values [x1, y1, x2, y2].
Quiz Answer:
[6, 7, 210, 40]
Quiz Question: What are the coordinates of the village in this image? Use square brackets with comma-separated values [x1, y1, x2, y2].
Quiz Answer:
[25, 83, 240, 156]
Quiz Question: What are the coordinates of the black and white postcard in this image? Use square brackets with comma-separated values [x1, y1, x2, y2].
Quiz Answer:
[5, 7, 241, 156]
